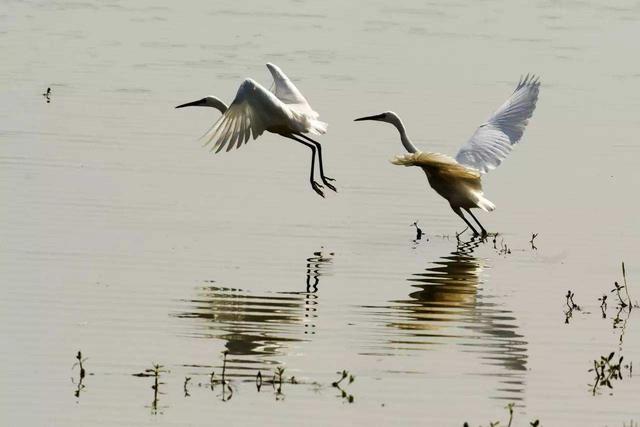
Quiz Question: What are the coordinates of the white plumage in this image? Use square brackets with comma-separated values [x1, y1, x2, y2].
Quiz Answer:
[176, 63, 335, 197]
[355, 75, 541, 235]
[455, 75, 541, 173]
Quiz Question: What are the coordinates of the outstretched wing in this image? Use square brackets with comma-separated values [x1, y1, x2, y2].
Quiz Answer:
[455, 75, 541, 173]
[201, 78, 288, 153]
[266, 62, 320, 119]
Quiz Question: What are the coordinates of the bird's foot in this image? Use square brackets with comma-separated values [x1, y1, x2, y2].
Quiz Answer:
[311, 181, 325, 198]
[321, 177, 337, 192]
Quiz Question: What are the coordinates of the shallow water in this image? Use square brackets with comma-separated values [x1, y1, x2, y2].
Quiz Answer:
[1, 0, 640, 425]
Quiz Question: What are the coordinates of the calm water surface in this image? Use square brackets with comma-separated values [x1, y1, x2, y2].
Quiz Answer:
[1, 0, 639, 425]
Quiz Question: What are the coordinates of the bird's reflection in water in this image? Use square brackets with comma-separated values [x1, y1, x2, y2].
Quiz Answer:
[366, 237, 527, 400]
[174, 249, 333, 377]
[300, 250, 333, 334]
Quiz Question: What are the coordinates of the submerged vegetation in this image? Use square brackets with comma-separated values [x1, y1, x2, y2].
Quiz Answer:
[71, 351, 88, 399]
[129, 351, 355, 408]
[463, 403, 539, 427]
[564, 290, 581, 323]
[132, 363, 169, 414]
[42, 86, 51, 103]
[331, 370, 355, 403]
[421, 230, 539, 257]
[255, 366, 305, 400]
[588, 351, 633, 396]
[563, 262, 637, 396]
[183, 376, 191, 397]
[411, 221, 425, 241]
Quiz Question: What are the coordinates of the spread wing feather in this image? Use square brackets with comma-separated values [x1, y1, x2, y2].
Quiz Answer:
[266, 63, 320, 119]
[455, 75, 541, 173]
[200, 64, 327, 154]
[201, 78, 289, 153]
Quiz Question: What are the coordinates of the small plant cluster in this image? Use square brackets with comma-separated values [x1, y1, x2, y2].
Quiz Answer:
[498, 240, 511, 255]
[564, 290, 581, 323]
[331, 370, 355, 403]
[489, 232, 539, 253]
[565, 262, 636, 328]
[490, 233, 512, 255]
[603, 262, 637, 312]
[411, 221, 426, 242]
[463, 403, 539, 427]
[563, 263, 636, 397]
[183, 351, 234, 401]
[71, 351, 88, 398]
[132, 363, 169, 414]
[588, 351, 633, 396]
[598, 294, 608, 317]
[610, 262, 636, 311]
[433, 231, 537, 256]
[254, 366, 302, 401]
[130, 350, 354, 407]
[601, 263, 636, 344]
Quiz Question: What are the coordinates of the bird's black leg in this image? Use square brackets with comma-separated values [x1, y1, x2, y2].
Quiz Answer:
[465, 208, 488, 236]
[296, 133, 337, 193]
[286, 135, 324, 197]
[452, 206, 479, 236]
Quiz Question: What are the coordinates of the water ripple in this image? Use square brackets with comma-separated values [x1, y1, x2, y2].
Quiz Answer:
[360, 238, 528, 400]
[172, 250, 333, 375]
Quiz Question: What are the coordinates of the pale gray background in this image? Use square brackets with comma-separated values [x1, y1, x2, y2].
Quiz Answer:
[1, 0, 639, 425]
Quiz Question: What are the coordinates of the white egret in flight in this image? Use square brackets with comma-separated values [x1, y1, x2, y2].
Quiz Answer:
[176, 63, 336, 197]
[355, 75, 541, 235]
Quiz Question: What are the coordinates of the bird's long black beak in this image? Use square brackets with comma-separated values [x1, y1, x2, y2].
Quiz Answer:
[175, 99, 205, 109]
[354, 113, 385, 122]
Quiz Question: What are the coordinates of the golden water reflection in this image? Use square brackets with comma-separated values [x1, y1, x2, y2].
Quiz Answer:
[364, 237, 528, 399]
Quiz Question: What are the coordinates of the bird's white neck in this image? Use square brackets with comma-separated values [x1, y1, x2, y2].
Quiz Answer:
[205, 97, 228, 113]
[400, 127, 418, 154]
[387, 113, 418, 153]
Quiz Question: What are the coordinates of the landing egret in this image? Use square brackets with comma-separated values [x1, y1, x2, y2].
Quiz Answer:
[176, 63, 336, 197]
[355, 75, 541, 235]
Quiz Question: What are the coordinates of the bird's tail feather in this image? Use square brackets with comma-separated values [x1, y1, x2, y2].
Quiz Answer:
[477, 196, 495, 212]
[390, 153, 418, 166]
[307, 119, 328, 135]
[290, 109, 327, 135]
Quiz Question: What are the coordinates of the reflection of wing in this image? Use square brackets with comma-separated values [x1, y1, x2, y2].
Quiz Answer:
[175, 286, 306, 358]
[266, 62, 320, 119]
[201, 78, 289, 153]
[455, 75, 541, 173]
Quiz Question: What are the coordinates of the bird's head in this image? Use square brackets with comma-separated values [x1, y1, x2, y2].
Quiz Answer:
[175, 96, 228, 113]
[354, 111, 401, 126]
